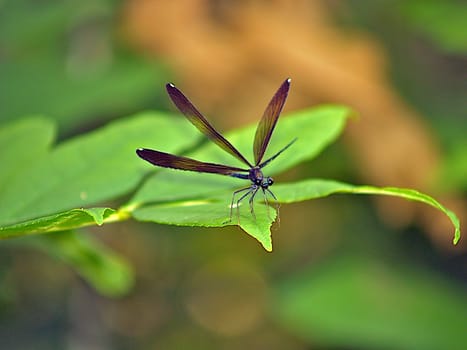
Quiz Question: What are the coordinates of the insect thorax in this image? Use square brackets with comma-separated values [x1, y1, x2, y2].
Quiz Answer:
[249, 167, 273, 188]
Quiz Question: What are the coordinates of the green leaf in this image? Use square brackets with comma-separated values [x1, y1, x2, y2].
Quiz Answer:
[0, 207, 123, 239]
[130, 106, 352, 250]
[1, 106, 460, 251]
[0, 117, 55, 189]
[133, 177, 460, 250]
[272, 256, 467, 349]
[272, 179, 461, 244]
[31, 231, 133, 297]
[133, 197, 276, 251]
[0, 112, 199, 228]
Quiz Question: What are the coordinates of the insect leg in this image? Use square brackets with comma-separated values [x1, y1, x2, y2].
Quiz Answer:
[236, 187, 254, 224]
[265, 188, 280, 225]
[228, 187, 251, 223]
[248, 186, 260, 221]
[261, 188, 273, 222]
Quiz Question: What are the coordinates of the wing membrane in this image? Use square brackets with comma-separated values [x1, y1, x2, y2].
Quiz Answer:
[166, 83, 252, 167]
[136, 148, 248, 176]
[253, 78, 291, 165]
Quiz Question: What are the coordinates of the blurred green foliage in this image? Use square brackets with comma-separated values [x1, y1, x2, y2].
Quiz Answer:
[398, 0, 467, 54]
[31, 231, 133, 297]
[0, 0, 167, 130]
[273, 255, 467, 349]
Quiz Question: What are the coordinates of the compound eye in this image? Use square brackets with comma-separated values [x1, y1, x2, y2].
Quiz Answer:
[268, 177, 274, 186]
[255, 178, 262, 186]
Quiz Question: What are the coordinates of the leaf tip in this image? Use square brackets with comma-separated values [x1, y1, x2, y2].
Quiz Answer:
[453, 229, 461, 245]
[261, 239, 273, 252]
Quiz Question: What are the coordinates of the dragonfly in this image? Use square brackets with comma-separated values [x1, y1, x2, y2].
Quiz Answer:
[136, 78, 296, 222]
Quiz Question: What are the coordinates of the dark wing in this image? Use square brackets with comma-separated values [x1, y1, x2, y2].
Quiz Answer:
[166, 83, 253, 168]
[253, 78, 291, 166]
[136, 148, 248, 176]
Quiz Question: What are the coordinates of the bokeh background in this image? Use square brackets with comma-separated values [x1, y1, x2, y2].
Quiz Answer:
[1, 0, 466, 349]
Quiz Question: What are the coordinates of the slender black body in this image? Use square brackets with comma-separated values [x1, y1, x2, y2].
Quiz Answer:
[136, 78, 295, 220]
